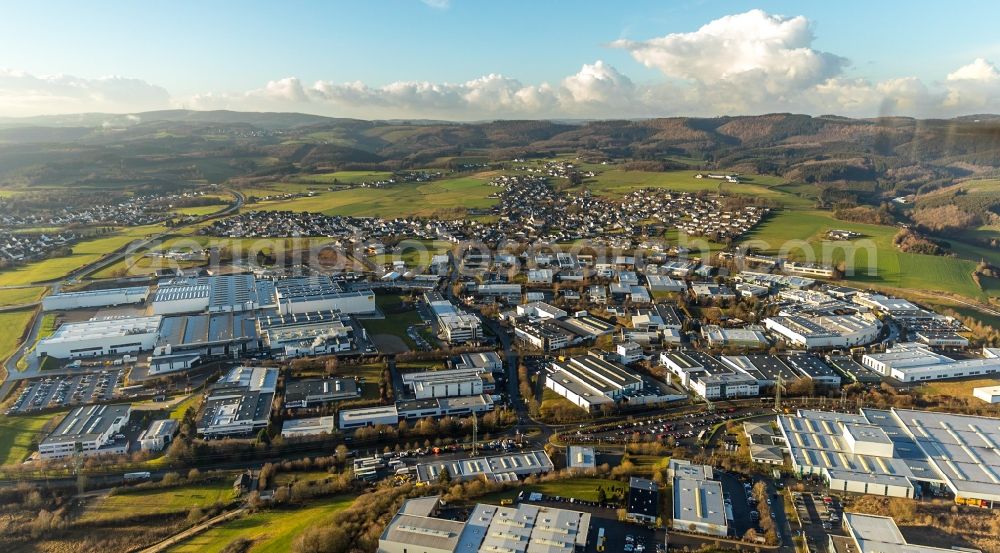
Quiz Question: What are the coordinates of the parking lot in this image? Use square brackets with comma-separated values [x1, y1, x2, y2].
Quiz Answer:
[564, 408, 769, 447]
[7, 369, 123, 414]
[792, 492, 845, 552]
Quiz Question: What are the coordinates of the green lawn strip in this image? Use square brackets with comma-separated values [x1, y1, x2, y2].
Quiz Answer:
[166, 495, 355, 553]
[0, 309, 36, 370]
[0, 286, 47, 307]
[0, 411, 63, 466]
[79, 480, 238, 523]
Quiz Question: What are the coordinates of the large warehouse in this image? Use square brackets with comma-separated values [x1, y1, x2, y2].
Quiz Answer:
[36, 316, 162, 359]
[401, 368, 486, 399]
[545, 353, 642, 411]
[42, 286, 149, 311]
[149, 312, 261, 374]
[378, 496, 589, 553]
[152, 274, 277, 315]
[777, 408, 1000, 506]
[764, 314, 880, 349]
[273, 276, 376, 315]
[197, 366, 277, 437]
[862, 343, 1000, 382]
[39, 404, 132, 459]
[414, 450, 554, 483]
[669, 459, 728, 537]
[258, 309, 355, 358]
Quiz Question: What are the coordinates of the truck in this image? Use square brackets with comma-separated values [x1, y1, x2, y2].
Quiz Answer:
[123, 471, 151, 482]
[597, 528, 606, 552]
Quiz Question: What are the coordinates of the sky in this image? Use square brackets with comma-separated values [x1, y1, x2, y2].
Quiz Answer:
[0, 0, 999, 119]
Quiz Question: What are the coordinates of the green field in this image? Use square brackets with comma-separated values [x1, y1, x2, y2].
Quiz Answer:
[169, 394, 203, 420]
[168, 495, 354, 553]
[582, 169, 798, 204]
[292, 170, 394, 184]
[359, 294, 424, 349]
[0, 411, 61, 466]
[0, 309, 35, 365]
[254, 173, 500, 218]
[80, 481, 237, 523]
[917, 377, 1000, 400]
[173, 204, 227, 216]
[372, 239, 453, 268]
[0, 223, 167, 286]
[0, 286, 47, 307]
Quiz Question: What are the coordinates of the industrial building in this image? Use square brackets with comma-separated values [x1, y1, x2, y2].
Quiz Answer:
[785, 353, 842, 387]
[401, 368, 487, 399]
[152, 274, 276, 315]
[273, 275, 376, 315]
[283, 377, 360, 408]
[545, 354, 643, 411]
[377, 496, 589, 553]
[566, 446, 596, 471]
[39, 404, 132, 459]
[42, 286, 149, 311]
[840, 512, 954, 553]
[974, 386, 1000, 404]
[281, 416, 336, 438]
[777, 407, 1000, 505]
[743, 421, 784, 465]
[36, 316, 162, 359]
[138, 418, 178, 452]
[668, 459, 728, 537]
[662, 351, 760, 400]
[339, 405, 400, 430]
[764, 314, 880, 349]
[700, 325, 769, 348]
[626, 477, 660, 524]
[149, 312, 261, 374]
[853, 293, 920, 316]
[515, 321, 575, 351]
[425, 292, 482, 344]
[826, 355, 882, 384]
[414, 450, 554, 483]
[197, 366, 277, 437]
[450, 351, 503, 374]
[258, 309, 355, 358]
[862, 343, 1000, 383]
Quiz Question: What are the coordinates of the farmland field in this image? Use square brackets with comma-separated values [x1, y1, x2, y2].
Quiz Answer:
[253, 173, 500, 218]
[167, 495, 355, 553]
[0, 223, 168, 286]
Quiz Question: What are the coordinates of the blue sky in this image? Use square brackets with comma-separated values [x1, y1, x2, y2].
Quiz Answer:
[1, 0, 998, 118]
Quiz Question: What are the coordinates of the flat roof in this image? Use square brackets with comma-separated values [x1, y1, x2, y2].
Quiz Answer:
[673, 477, 726, 528]
[46, 286, 149, 299]
[843, 513, 951, 553]
[415, 450, 553, 483]
[41, 316, 161, 345]
[42, 404, 131, 445]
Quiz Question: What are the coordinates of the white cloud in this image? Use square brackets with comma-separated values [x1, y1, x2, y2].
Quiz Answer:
[2, 11, 999, 120]
[947, 58, 1000, 82]
[0, 69, 170, 116]
[420, 0, 450, 9]
[611, 9, 847, 107]
[183, 61, 642, 119]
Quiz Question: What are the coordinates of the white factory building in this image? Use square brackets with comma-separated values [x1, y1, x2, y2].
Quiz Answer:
[764, 314, 880, 349]
[378, 495, 587, 553]
[151, 274, 277, 315]
[402, 368, 486, 399]
[197, 366, 277, 437]
[138, 419, 178, 452]
[862, 343, 1000, 382]
[274, 276, 376, 315]
[42, 286, 149, 311]
[39, 404, 132, 460]
[669, 459, 728, 537]
[546, 354, 643, 411]
[778, 408, 1000, 506]
[281, 416, 336, 438]
[974, 386, 1000, 404]
[425, 291, 482, 344]
[36, 315, 162, 359]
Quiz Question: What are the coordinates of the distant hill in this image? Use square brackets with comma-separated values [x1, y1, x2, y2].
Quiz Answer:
[0, 110, 997, 203]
